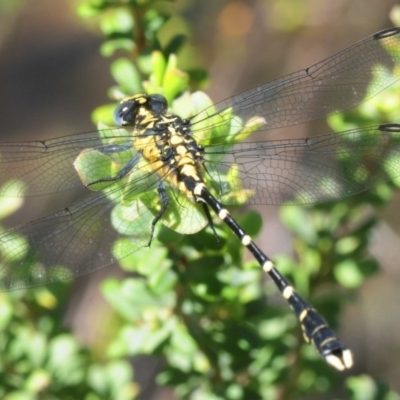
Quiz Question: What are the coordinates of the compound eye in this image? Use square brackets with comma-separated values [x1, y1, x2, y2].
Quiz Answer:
[148, 94, 168, 114]
[114, 100, 137, 127]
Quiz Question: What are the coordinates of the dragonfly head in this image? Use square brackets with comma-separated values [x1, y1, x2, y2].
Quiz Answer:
[114, 94, 168, 127]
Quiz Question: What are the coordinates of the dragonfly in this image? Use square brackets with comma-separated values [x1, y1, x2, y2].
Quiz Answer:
[1, 27, 400, 371]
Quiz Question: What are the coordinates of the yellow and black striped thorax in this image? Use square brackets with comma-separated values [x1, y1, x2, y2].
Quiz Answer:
[114, 94, 205, 198]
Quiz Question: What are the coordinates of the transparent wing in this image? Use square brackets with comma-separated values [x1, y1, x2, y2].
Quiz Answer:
[191, 28, 400, 134]
[0, 171, 210, 291]
[204, 124, 400, 205]
[0, 128, 134, 196]
[0, 189, 156, 290]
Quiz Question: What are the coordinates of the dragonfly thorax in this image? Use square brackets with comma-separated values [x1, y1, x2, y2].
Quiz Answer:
[116, 94, 205, 198]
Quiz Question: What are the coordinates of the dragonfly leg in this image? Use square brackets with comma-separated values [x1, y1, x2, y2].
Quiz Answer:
[148, 182, 169, 247]
[88, 154, 140, 187]
[100, 143, 133, 154]
[200, 202, 220, 245]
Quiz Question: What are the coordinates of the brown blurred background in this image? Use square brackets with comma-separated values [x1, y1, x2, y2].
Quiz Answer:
[1, 0, 400, 398]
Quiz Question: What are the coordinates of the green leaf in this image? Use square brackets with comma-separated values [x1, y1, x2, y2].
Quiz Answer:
[238, 210, 262, 237]
[334, 260, 365, 288]
[25, 370, 51, 393]
[111, 58, 142, 94]
[92, 104, 118, 126]
[88, 361, 137, 399]
[101, 38, 135, 57]
[148, 266, 177, 295]
[280, 206, 318, 242]
[99, 8, 134, 36]
[164, 34, 187, 56]
[345, 375, 400, 400]
[73, 149, 113, 190]
[163, 67, 189, 102]
[101, 278, 175, 321]
[150, 50, 166, 88]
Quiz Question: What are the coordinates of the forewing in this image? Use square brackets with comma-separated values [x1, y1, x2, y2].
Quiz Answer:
[0, 128, 134, 196]
[204, 125, 400, 205]
[191, 28, 400, 135]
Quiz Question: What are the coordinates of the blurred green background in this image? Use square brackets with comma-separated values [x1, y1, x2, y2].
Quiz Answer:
[1, 0, 400, 399]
